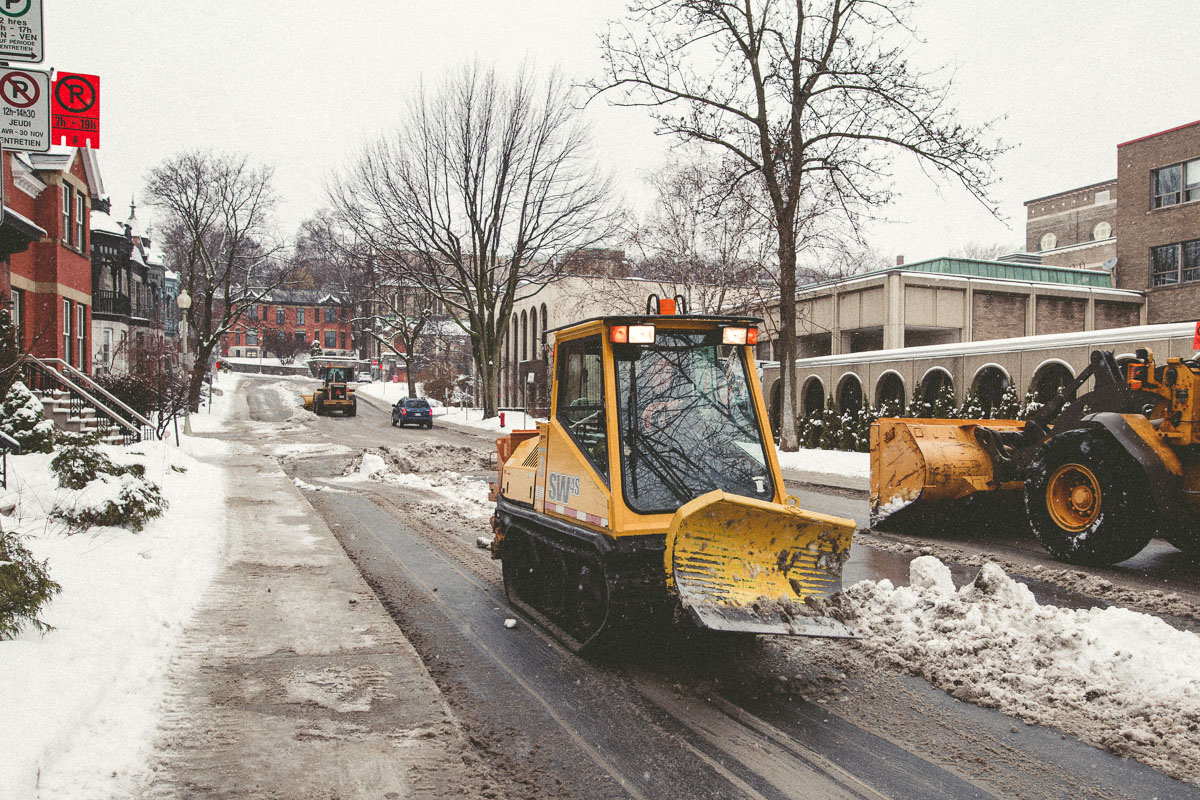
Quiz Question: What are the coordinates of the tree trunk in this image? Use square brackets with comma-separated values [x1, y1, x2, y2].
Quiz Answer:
[406, 362, 417, 399]
[776, 230, 799, 451]
[187, 340, 213, 415]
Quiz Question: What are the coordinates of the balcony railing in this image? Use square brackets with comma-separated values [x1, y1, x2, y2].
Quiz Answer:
[93, 290, 131, 317]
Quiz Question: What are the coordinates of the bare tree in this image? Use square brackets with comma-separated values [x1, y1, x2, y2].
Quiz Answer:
[951, 241, 1018, 261]
[625, 153, 773, 313]
[593, 0, 1003, 449]
[357, 278, 438, 398]
[145, 150, 287, 411]
[331, 64, 618, 417]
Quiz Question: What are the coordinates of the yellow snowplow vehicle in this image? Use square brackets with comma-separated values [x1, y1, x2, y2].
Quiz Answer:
[871, 347, 1200, 566]
[303, 364, 357, 417]
[490, 297, 857, 652]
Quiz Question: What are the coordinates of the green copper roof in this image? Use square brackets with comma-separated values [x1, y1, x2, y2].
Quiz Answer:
[879, 257, 1114, 287]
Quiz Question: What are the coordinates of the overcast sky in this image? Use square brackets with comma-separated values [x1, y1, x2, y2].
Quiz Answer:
[44, 0, 1200, 265]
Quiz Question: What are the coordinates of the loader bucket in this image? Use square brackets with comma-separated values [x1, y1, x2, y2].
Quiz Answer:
[664, 490, 859, 638]
[870, 418, 1025, 527]
[302, 394, 314, 411]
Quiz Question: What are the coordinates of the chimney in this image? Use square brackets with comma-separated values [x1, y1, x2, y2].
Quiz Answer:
[896, 255, 905, 266]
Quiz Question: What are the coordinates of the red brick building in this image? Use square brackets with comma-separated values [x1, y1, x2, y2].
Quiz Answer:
[222, 289, 354, 359]
[1115, 121, 1200, 323]
[1026, 120, 1200, 325]
[3, 148, 102, 371]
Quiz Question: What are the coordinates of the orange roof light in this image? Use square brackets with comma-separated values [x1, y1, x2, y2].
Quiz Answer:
[747, 328, 759, 345]
[610, 325, 628, 343]
[658, 297, 677, 315]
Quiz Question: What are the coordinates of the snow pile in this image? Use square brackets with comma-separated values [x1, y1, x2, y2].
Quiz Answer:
[774, 447, 869, 479]
[848, 557, 1200, 781]
[339, 448, 493, 521]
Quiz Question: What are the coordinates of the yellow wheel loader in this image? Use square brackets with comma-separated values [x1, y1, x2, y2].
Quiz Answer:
[303, 364, 358, 417]
[490, 297, 858, 652]
[871, 347, 1200, 566]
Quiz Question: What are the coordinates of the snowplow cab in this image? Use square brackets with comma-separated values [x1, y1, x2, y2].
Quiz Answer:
[303, 359, 358, 417]
[491, 296, 858, 651]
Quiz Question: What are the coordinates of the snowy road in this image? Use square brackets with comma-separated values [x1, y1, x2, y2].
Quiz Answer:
[240, 376, 1200, 798]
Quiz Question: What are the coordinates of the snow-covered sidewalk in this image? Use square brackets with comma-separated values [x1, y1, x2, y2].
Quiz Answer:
[0, 387, 239, 796]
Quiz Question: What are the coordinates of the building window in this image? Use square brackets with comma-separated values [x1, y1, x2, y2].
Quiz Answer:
[262, 305, 270, 320]
[324, 307, 335, 322]
[1186, 241, 1200, 283]
[1153, 160, 1200, 208]
[1151, 240, 1200, 286]
[10, 288, 22, 347]
[324, 329, 336, 349]
[63, 299, 72, 364]
[77, 304, 85, 367]
[62, 187, 72, 246]
[75, 192, 86, 250]
[276, 308, 285, 325]
[246, 329, 258, 346]
[1039, 232, 1057, 251]
[101, 328, 112, 365]
[296, 308, 305, 325]
[294, 330, 305, 346]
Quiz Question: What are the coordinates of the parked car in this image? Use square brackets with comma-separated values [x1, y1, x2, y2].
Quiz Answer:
[356, 372, 374, 383]
[392, 397, 433, 429]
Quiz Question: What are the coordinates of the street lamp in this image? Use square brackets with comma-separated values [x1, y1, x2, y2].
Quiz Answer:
[176, 290, 192, 433]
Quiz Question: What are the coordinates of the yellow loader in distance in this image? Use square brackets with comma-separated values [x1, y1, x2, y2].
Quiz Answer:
[871, 347, 1200, 566]
[489, 296, 858, 652]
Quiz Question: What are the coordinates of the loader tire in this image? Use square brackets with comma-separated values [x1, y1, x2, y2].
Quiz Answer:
[1024, 429, 1152, 566]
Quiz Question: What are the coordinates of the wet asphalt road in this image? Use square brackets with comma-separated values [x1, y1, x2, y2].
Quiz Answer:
[242, 375, 1200, 799]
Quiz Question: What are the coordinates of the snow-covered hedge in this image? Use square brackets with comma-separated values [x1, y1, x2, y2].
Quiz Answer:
[0, 381, 55, 454]
[49, 434, 167, 532]
[796, 385, 1041, 453]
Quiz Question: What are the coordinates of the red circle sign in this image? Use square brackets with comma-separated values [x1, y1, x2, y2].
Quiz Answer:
[0, 71, 39, 108]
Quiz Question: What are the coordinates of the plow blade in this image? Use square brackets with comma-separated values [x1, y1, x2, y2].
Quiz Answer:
[870, 418, 1025, 527]
[664, 491, 858, 638]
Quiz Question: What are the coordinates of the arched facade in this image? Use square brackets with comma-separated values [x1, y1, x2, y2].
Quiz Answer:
[875, 371, 906, 411]
[1030, 359, 1076, 403]
[836, 372, 864, 413]
[971, 363, 1011, 415]
[801, 376, 826, 416]
[919, 367, 954, 404]
[520, 310, 528, 362]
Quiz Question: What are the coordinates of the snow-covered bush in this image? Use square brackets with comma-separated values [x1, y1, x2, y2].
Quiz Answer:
[0, 527, 61, 639]
[792, 387, 1039, 452]
[49, 436, 165, 532]
[0, 381, 55, 454]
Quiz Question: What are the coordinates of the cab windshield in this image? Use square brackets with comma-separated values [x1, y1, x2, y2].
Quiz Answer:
[613, 329, 773, 514]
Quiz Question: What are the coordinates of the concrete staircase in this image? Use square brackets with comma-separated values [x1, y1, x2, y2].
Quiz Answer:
[34, 389, 128, 445]
[20, 356, 158, 445]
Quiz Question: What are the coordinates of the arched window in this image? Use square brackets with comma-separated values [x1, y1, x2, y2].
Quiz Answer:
[541, 304, 548, 353]
[531, 308, 538, 358]
[971, 365, 1011, 415]
[1030, 361, 1076, 404]
[521, 310, 528, 362]
[875, 372, 906, 412]
[836, 373, 864, 413]
[920, 368, 954, 405]
[801, 377, 826, 417]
